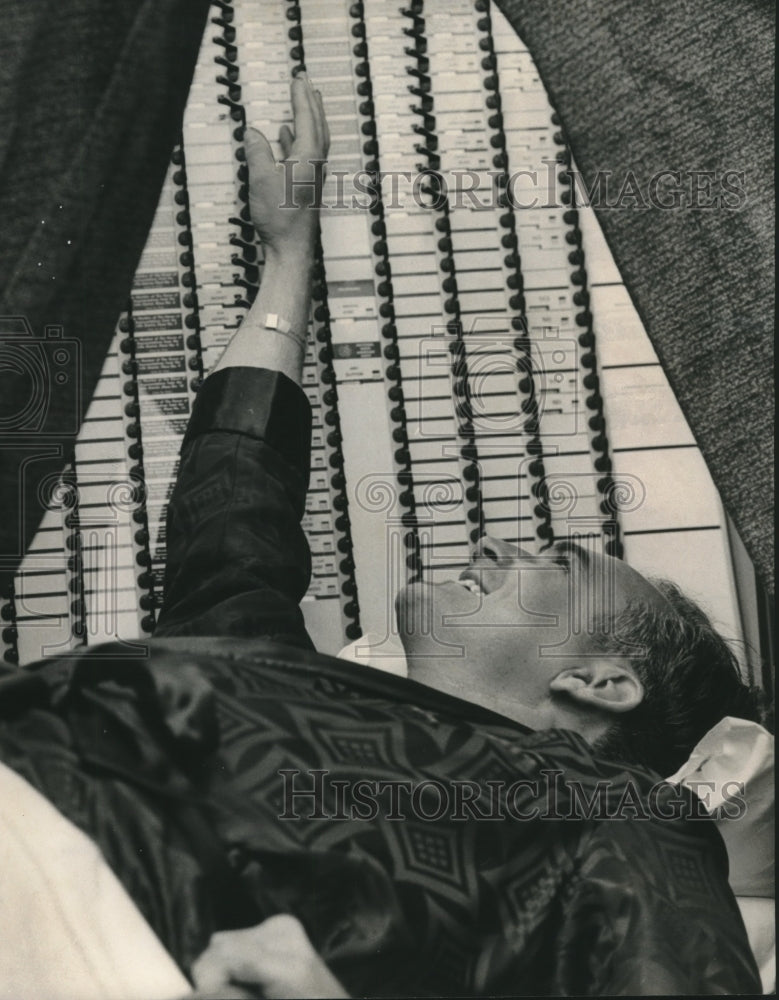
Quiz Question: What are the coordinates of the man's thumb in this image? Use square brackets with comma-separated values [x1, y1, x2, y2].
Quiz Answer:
[244, 127, 276, 173]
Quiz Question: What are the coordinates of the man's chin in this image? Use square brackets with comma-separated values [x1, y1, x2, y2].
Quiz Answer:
[394, 580, 474, 671]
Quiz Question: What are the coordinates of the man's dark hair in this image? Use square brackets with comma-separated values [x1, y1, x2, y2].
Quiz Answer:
[592, 580, 771, 776]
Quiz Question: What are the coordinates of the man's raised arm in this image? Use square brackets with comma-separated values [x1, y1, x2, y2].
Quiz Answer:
[154, 74, 329, 644]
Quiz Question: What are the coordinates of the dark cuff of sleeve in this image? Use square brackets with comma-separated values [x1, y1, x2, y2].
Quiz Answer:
[182, 367, 312, 464]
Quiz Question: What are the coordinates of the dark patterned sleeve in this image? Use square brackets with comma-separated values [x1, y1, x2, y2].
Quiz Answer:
[551, 817, 762, 995]
[154, 367, 315, 649]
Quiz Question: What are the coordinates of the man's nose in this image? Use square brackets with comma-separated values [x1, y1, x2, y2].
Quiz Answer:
[471, 534, 528, 564]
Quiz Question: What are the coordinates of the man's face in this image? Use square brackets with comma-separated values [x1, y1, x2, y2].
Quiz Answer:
[395, 535, 666, 712]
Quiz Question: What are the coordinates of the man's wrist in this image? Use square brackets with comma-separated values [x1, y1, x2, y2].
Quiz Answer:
[261, 221, 319, 268]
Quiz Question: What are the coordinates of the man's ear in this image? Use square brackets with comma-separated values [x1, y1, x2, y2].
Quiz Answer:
[549, 660, 644, 715]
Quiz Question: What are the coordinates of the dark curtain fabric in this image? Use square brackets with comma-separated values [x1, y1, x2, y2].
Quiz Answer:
[496, 0, 775, 595]
[0, 0, 211, 591]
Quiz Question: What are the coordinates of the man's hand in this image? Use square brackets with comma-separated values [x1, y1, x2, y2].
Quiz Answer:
[211, 74, 329, 384]
[244, 73, 330, 259]
[189, 914, 349, 999]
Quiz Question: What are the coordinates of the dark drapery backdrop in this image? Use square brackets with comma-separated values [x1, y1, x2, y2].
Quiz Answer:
[0, 1, 773, 597]
[0, 0, 211, 592]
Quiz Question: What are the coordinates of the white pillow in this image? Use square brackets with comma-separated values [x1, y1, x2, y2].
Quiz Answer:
[667, 717, 775, 993]
[666, 716, 774, 897]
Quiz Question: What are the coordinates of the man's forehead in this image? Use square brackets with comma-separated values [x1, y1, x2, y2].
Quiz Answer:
[550, 539, 671, 616]
[592, 549, 672, 612]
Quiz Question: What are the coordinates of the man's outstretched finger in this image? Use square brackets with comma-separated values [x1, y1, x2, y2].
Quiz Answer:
[304, 78, 326, 155]
[301, 74, 327, 159]
[290, 73, 316, 151]
[279, 123, 295, 160]
[314, 89, 330, 156]
[244, 127, 277, 179]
